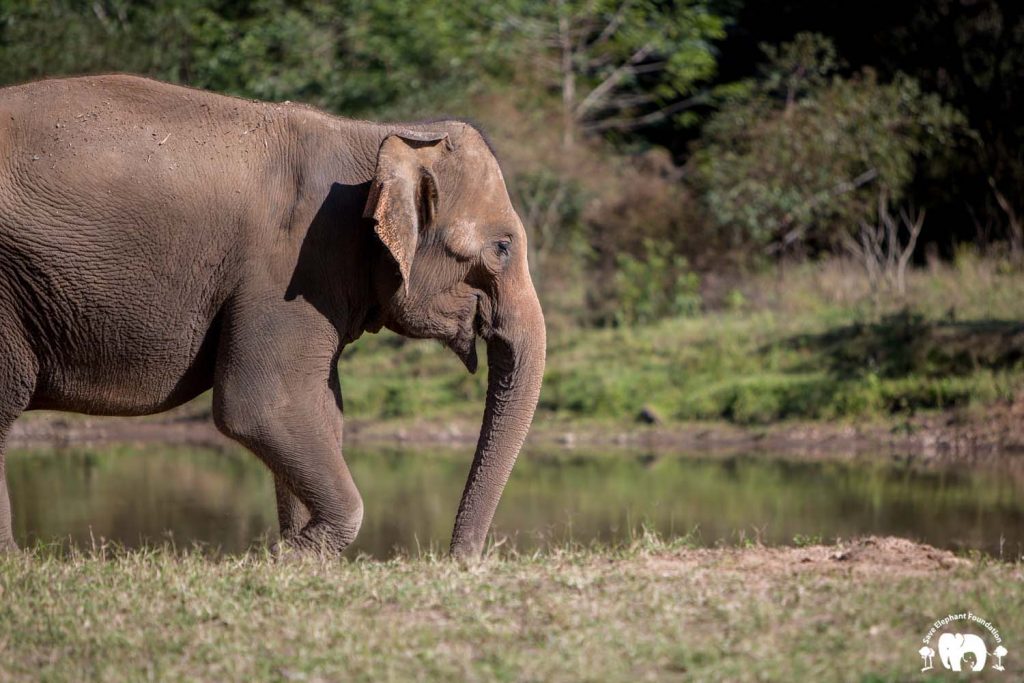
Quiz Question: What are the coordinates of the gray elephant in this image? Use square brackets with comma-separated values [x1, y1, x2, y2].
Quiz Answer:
[0, 75, 545, 558]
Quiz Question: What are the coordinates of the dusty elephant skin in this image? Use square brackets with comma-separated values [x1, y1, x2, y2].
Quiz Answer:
[0, 75, 545, 558]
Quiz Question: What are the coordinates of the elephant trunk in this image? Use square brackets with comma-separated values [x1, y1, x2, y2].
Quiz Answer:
[449, 291, 545, 559]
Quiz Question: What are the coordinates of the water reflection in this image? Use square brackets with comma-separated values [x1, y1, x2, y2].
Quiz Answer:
[6, 444, 1024, 558]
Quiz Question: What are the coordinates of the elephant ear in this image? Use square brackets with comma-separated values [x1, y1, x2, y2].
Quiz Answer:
[364, 131, 450, 293]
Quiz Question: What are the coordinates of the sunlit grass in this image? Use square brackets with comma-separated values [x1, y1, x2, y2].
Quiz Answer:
[0, 535, 1019, 682]
[340, 254, 1024, 425]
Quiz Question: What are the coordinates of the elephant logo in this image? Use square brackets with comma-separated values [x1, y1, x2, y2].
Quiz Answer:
[938, 632, 988, 672]
[918, 612, 1008, 674]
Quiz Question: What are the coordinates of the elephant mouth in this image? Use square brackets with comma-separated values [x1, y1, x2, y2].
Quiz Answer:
[449, 331, 478, 373]
[447, 293, 485, 374]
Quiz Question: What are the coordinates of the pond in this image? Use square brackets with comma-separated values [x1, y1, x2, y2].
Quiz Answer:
[7, 444, 1024, 559]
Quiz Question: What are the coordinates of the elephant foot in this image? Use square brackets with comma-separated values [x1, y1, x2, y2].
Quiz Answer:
[272, 517, 361, 558]
[0, 536, 19, 553]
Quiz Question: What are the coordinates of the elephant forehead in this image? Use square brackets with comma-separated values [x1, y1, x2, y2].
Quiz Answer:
[454, 136, 506, 190]
[450, 175, 515, 221]
[446, 219, 481, 256]
[451, 218, 477, 232]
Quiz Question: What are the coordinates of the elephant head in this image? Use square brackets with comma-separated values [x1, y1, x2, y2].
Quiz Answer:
[364, 124, 546, 559]
[938, 632, 988, 672]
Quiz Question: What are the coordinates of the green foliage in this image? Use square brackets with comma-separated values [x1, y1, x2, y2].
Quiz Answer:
[503, 0, 726, 136]
[507, 168, 589, 291]
[691, 34, 966, 253]
[758, 32, 841, 102]
[791, 533, 822, 548]
[0, 0, 505, 116]
[614, 239, 701, 326]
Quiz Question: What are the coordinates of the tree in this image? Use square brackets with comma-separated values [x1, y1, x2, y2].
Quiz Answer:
[702, 0, 1024, 255]
[919, 646, 935, 672]
[0, 0, 504, 118]
[992, 645, 1007, 671]
[501, 0, 725, 146]
[690, 34, 964, 256]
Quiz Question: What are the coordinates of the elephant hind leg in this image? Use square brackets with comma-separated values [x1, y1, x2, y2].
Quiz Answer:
[0, 449, 17, 551]
[0, 331, 38, 551]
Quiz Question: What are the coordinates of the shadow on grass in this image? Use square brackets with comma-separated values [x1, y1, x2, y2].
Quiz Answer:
[783, 310, 1024, 380]
[705, 311, 1024, 423]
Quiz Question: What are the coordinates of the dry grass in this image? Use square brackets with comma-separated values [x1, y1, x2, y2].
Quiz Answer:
[0, 536, 1020, 682]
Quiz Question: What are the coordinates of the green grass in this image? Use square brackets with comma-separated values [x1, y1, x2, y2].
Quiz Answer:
[0, 537, 1019, 682]
[340, 254, 1024, 426]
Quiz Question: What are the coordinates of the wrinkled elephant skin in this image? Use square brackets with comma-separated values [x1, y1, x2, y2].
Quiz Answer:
[0, 75, 545, 557]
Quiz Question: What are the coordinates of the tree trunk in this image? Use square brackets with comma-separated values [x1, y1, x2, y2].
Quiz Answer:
[558, 9, 576, 149]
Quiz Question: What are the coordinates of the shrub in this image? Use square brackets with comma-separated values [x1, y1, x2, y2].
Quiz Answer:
[613, 239, 701, 326]
[690, 33, 965, 256]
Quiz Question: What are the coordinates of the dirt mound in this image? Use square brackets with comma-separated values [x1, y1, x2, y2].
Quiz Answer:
[644, 536, 969, 577]
[809, 535, 968, 571]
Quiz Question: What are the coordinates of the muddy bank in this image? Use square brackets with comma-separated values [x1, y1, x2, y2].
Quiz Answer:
[8, 401, 1024, 464]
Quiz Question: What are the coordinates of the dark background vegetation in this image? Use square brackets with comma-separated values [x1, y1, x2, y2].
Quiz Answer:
[1, 0, 1019, 319]
[2, 0, 1022, 425]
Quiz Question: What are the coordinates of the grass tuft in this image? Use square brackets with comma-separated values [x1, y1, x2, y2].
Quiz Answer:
[0, 536, 1019, 681]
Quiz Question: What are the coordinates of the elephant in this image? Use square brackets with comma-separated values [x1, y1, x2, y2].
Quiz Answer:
[0, 74, 545, 558]
[938, 632, 988, 672]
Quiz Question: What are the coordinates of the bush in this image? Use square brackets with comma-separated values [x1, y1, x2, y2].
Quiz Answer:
[573, 148, 706, 325]
[690, 33, 965, 256]
[613, 239, 701, 326]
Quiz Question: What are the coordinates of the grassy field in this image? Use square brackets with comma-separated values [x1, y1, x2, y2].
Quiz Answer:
[0, 535, 1018, 682]
[339, 254, 1024, 427]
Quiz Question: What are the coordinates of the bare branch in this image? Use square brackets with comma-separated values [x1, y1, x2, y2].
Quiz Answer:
[582, 91, 708, 131]
[629, 61, 668, 76]
[558, 3, 577, 147]
[585, 0, 634, 52]
[841, 191, 925, 296]
[988, 175, 1023, 255]
[896, 207, 925, 294]
[92, 2, 114, 34]
[600, 93, 656, 110]
[584, 52, 617, 70]
[574, 43, 653, 118]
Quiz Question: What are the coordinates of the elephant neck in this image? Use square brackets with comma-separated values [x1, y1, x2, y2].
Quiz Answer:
[275, 115, 396, 346]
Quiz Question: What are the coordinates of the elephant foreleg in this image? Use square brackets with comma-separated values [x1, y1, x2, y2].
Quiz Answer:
[213, 302, 363, 555]
[219, 398, 363, 555]
[216, 389, 363, 554]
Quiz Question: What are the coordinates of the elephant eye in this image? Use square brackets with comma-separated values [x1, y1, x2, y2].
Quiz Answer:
[496, 239, 511, 256]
